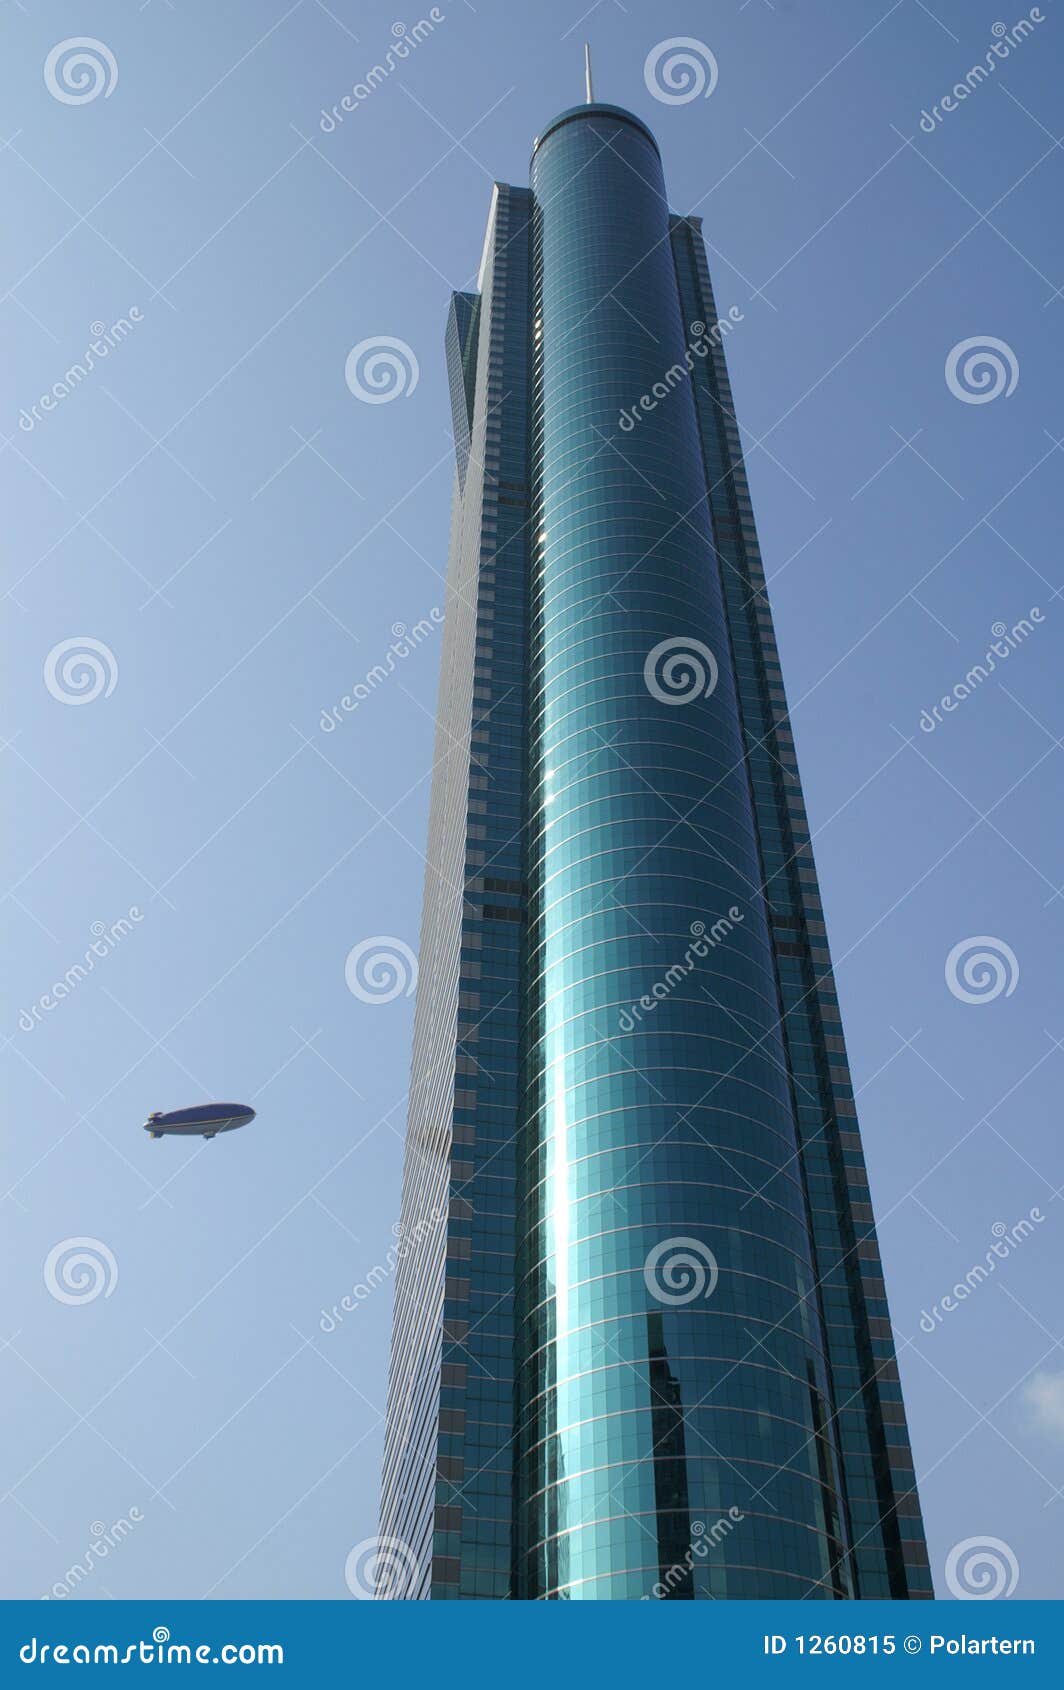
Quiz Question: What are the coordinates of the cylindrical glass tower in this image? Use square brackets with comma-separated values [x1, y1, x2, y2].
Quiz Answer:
[514, 104, 853, 1599]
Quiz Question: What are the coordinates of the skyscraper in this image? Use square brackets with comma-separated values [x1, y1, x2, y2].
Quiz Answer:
[379, 78, 931, 1602]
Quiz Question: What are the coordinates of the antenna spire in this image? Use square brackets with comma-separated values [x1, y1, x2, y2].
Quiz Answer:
[584, 42, 594, 103]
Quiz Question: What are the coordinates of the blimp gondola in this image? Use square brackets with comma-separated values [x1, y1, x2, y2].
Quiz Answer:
[144, 1103, 255, 1141]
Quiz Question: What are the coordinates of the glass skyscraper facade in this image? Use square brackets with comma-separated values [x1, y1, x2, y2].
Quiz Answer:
[379, 95, 931, 1602]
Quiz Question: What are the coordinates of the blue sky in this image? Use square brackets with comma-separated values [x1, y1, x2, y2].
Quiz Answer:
[2, 0, 1062, 1601]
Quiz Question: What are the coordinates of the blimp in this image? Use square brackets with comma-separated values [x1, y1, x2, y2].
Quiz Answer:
[144, 1103, 255, 1141]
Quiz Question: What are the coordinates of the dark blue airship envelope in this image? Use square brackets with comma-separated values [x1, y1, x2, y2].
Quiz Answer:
[144, 1103, 255, 1139]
